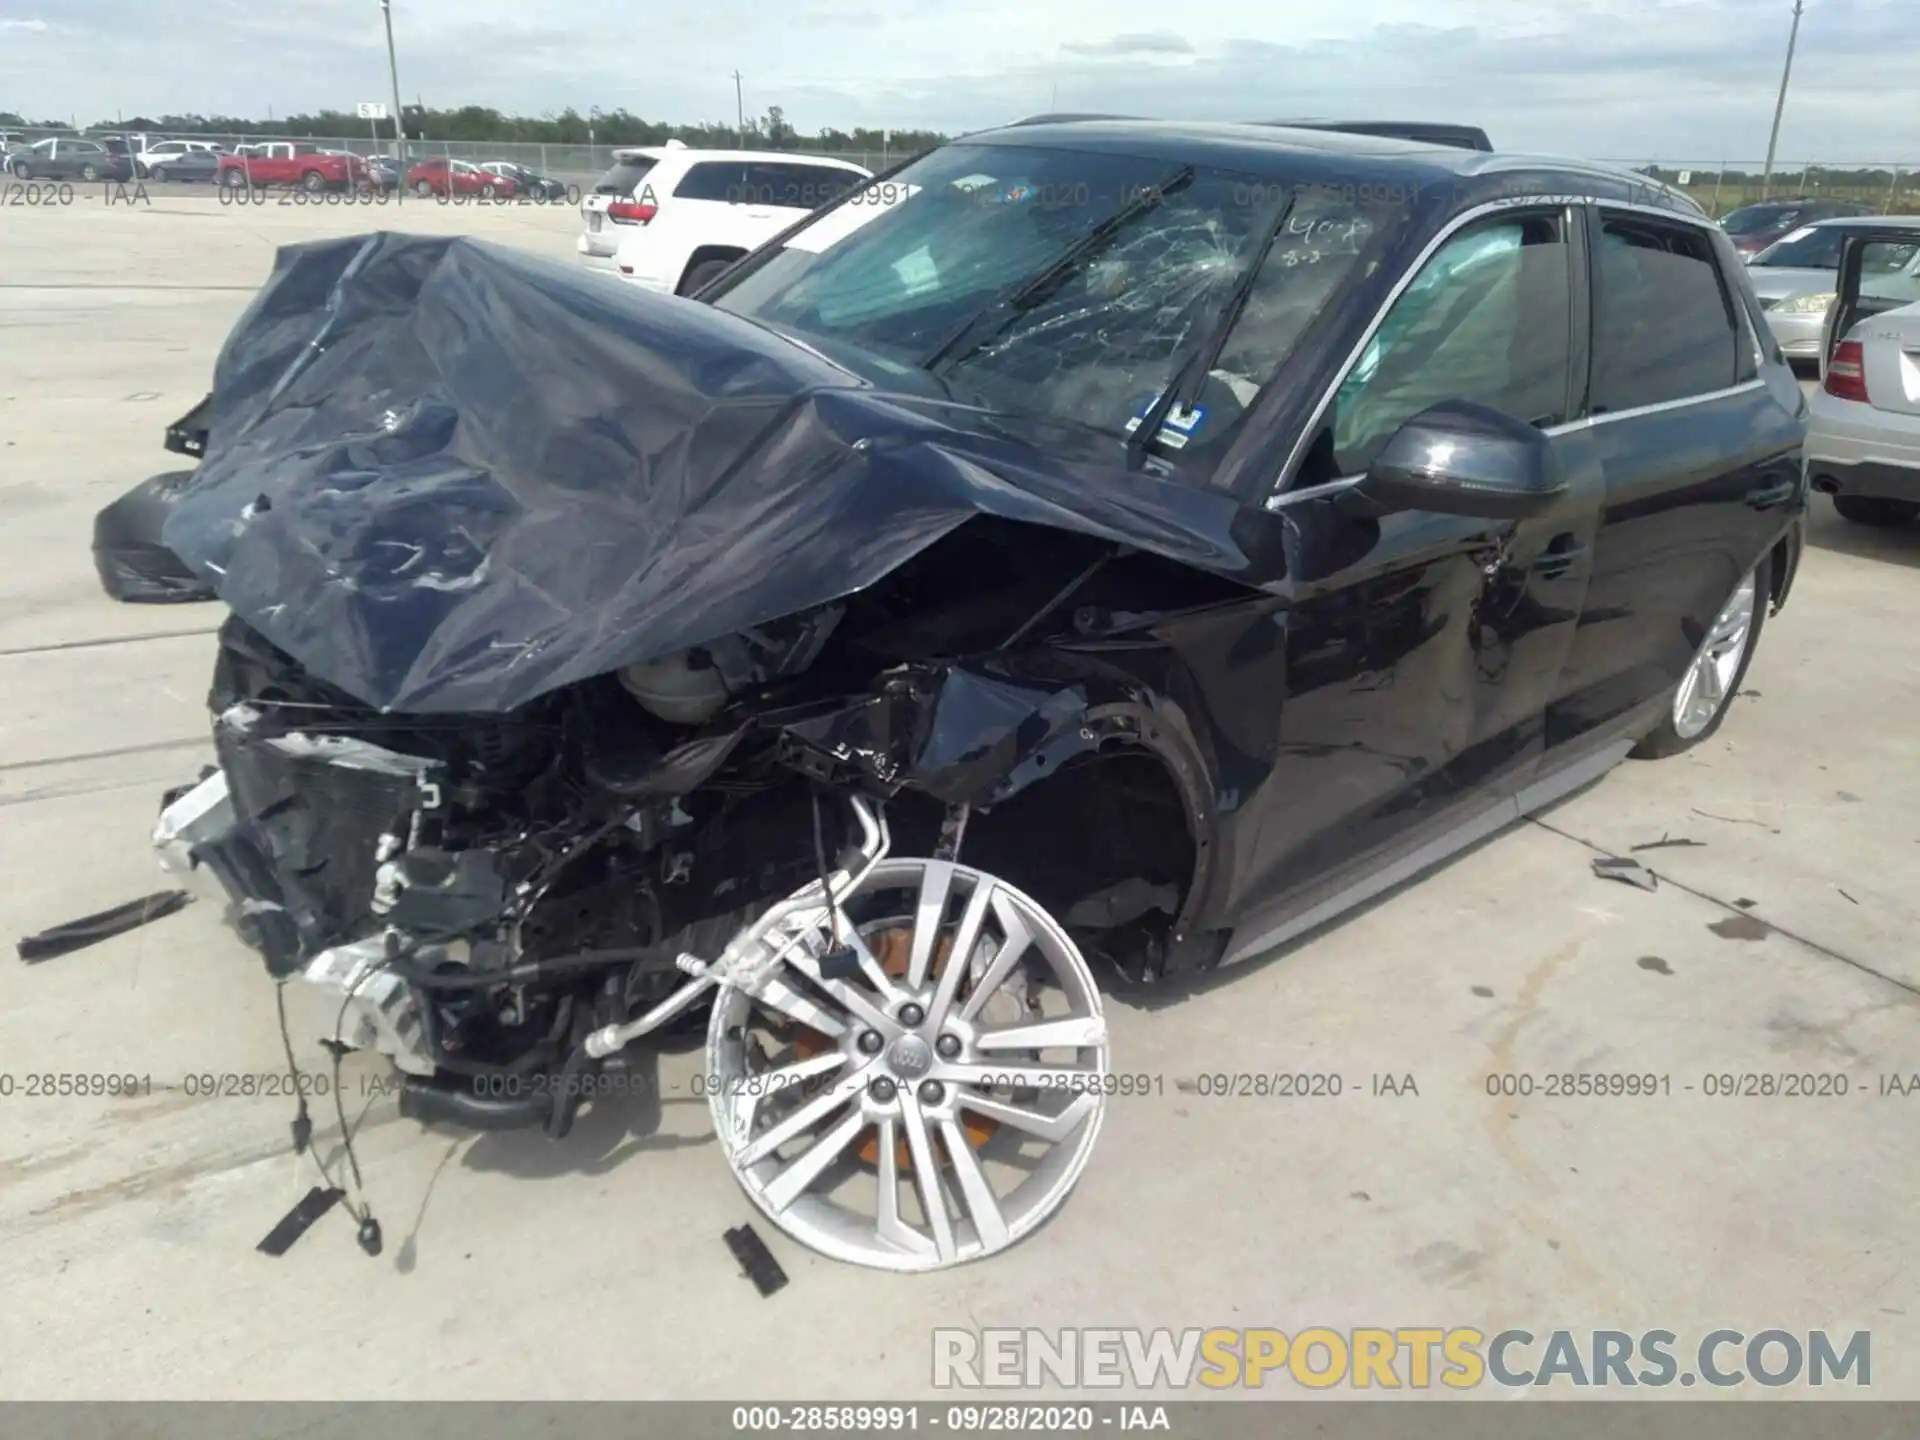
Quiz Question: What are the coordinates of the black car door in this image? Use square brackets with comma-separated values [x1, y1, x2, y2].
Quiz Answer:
[1212, 202, 1605, 939]
[1546, 203, 1804, 749]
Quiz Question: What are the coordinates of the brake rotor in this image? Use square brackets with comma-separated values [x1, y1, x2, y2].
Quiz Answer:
[791, 925, 999, 1170]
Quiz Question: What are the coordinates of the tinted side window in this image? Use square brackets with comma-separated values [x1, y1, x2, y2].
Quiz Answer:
[1330, 210, 1574, 475]
[673, 162, 748, 202]
[1592, 215, 1739, 412]
[743, 162, 862, 210]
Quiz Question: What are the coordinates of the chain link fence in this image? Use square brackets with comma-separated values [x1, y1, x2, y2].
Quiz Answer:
[3, 126, 903, 186]
[11, 123, 1917, 213]
[1598, 161, 1918, 218]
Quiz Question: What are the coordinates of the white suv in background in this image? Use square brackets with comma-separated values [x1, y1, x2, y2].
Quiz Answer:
[578, 146, 870, 294]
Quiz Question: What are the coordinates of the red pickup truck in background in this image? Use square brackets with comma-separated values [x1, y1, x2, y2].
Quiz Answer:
[217, 143, 368, 193]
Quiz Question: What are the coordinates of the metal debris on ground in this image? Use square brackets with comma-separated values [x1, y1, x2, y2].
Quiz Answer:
[15, 889, 191, 963]
[256, 1186, 346, 1257]
[1592, 856, 1659, 892]
[1630, 834, 1705, 852]
[724, 1224, 790, 1297]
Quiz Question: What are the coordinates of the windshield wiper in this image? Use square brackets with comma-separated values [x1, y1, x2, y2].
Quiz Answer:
[921, 165, 1197, 373]
[1125, 187, 1298, 467]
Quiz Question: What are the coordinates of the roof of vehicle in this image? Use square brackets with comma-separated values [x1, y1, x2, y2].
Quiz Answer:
[1789, 212, 1919, 228]
[957, 118, 1702, 213]
[1251, 119, 1494, 151]
[608, 146, 870, 171]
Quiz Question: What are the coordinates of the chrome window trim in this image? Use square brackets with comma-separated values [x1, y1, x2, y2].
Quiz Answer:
[1267, 194, 1774, 509]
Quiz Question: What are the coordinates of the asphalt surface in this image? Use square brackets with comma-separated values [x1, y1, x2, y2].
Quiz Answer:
[1, 191, 1917, 1403]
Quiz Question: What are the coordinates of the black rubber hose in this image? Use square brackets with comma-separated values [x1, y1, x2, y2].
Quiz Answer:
[384, 946, 667, 991]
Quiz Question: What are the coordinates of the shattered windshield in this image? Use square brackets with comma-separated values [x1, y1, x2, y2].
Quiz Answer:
[714, 142, 1405, 447]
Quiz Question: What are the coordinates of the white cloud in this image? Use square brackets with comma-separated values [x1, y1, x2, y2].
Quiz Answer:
[5, 0, 1917, 162]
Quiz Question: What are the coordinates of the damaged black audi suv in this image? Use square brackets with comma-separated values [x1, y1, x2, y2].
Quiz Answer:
[147, 118, 1807, 1270]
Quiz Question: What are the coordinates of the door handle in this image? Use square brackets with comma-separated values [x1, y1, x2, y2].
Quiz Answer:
[1745, 479, 1796, 511]
[1530, 536, 1588, 580]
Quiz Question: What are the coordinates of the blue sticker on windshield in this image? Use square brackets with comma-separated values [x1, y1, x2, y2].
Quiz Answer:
[1125, 395, 1207, 449]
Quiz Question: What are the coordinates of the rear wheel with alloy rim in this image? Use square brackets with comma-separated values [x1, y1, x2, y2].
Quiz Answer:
[706, 857, 1109, 1271]
[1632, 555, 1768, 759]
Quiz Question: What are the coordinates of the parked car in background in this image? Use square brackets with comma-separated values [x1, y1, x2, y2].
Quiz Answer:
[602, 150, 871, 293]
[0, 131, 31, 156]
[1806, 230, 1920, 528]
[479, 160, 569, 200]
[404, 157, 520, 199]
[578, 142, 684, 265]
[1720, 198, 1874, 258]
[134, 140, 222, 178]
[218, 143, 368, 192]
[364, 156, 400, 192]
[1748, 215, 1920, 364]
[139, 147, 222, 184]
[7, 137, 134, 182]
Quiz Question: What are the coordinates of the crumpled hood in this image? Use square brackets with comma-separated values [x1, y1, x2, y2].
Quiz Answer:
[165, 232, 1267, 714]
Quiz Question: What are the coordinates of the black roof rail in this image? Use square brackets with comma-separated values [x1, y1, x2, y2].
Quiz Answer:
[1253, 119, 1493, 152]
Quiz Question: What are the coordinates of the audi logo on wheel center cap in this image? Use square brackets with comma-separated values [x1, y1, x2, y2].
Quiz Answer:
[886, 1034, 933, 1080]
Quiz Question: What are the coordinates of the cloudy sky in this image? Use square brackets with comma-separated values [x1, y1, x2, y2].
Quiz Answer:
[2, 0, 1916, 161]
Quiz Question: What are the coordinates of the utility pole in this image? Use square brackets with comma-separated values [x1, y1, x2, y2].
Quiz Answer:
[380, 0, 407, 168]
[732, 70, 745, 143]
[1760, 0, 1804, 201]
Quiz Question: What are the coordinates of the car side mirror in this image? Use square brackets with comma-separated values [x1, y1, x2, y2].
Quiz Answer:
[1353, 401, 1567, 521]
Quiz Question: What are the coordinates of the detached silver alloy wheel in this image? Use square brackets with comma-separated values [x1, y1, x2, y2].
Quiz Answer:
[706, 857, 1110, 1272]
[1673, 571, 1757, 740]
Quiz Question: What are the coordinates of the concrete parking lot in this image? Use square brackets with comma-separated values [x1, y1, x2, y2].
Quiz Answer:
[1, 189, 1917, 1402]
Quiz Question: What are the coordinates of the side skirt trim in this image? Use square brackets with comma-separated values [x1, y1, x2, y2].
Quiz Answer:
[1217, 738, 1634, 967]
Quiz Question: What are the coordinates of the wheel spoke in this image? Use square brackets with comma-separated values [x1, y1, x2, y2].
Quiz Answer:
[956, 896, 1034, 1025]
[928, 877, 995, 1026]
[783, 947, 901, 1035]
[974, 1015, 1107, 1052]
[960, 1089, 1099, 1143]
[761, 1107, 869, 1212]
[898, 1098, 958, 1263]
[732, 1055, 862, 1165]
[874, 1117, 934, 1256]
[940, 1118, 1010, 1251]
[748, 972, 850, 1037]
[905, 860, 955, 990]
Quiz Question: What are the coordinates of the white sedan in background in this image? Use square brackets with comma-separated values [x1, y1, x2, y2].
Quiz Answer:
[1805, 232, 1920, 528]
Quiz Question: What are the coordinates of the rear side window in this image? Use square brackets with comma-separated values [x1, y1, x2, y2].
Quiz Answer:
[673, 162, 748, 202]
[1591, 215, 1741, 412]
[593, 157, 658, 196]
[741, 162, 863, 210]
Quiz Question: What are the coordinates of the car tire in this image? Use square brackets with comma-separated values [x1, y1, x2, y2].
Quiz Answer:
[679, 257, 737, 296]
[300, 170, 326, 193]
[1831, 495, 1920, 528]
[221, 169, 245, 189]
[479, 182, 496, 200]
[414, 179, 434, 198]
[80, 163, 101, 182]
[1631, 553, 1770, 760]
[151, 166, 170, 183]
[10, 161, 30, 180]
